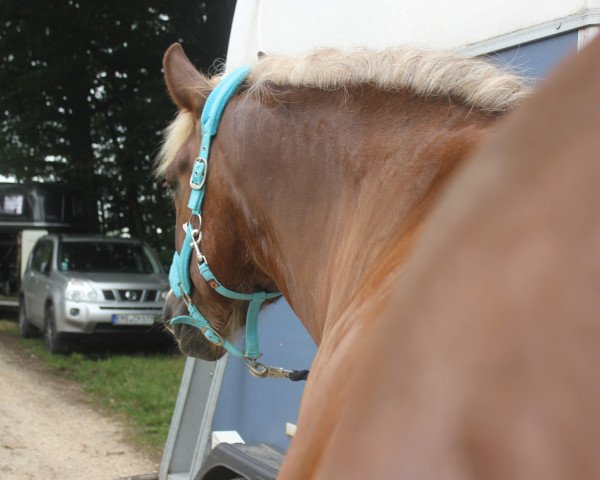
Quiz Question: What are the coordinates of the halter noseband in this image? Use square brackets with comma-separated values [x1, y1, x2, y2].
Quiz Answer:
[168, 68, 307, 381]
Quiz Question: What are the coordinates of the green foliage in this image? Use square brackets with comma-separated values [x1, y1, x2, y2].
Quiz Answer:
[0, 0, 236, 262]
[0, 319, 186, 456]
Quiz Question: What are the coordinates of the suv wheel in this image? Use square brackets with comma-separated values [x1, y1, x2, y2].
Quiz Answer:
[43, 305, 69, 355]
[18, 298, 38, 338]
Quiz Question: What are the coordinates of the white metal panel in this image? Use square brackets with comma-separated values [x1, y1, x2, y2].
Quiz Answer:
[227, 0, 600, 68]
[159, 357, 228, 480]
[578, 25, 600, 48]
[20, 230, 47, 277]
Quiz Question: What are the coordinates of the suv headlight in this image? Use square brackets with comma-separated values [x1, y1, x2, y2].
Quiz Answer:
[65, 279, 99, 302]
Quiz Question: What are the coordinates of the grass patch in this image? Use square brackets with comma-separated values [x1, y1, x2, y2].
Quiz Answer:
[0, 319, 185, 458]
[0, 319, 18, 333]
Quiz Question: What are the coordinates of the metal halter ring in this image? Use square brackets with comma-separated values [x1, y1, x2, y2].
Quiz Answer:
[245, 359, 269, 378]
[180, 288, 192, 308]
[191, 228, 203, 244]
[190, 229, 206, 264]
[244, 358, 294, 379]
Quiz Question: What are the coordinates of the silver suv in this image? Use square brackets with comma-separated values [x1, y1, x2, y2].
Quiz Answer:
[18, 234, 170, 353]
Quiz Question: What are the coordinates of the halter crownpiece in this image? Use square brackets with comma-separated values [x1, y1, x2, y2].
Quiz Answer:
[168, 67, 308, 381]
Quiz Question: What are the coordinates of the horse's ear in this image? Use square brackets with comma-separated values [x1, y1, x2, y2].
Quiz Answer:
[163, 43, 212, 114]
[257, 51, 267, 60]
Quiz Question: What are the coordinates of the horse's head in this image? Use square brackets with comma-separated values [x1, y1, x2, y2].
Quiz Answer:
[158, 44, 278, 361]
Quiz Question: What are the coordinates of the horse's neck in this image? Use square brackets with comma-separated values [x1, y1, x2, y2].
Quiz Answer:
[222, 88, 496, 344]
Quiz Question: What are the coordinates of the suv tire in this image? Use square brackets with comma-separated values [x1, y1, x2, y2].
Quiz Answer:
[18, 298, 38, 338]
[43, 305, 69, 354]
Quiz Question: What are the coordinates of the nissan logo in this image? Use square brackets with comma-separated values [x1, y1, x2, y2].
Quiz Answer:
[124, 290, 139, 301]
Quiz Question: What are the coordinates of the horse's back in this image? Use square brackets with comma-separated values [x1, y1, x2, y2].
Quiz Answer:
[314, 36, 600, 480]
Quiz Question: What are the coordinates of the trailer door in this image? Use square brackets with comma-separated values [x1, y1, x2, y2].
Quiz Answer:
[23, 239, 53, 325]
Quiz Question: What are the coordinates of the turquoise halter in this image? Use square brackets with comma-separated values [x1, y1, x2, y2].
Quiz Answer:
[168, 67, 305, 380]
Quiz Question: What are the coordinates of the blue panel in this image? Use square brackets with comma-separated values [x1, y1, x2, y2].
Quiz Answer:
[212, 299, 317, 452]
[487, 30, 578, 84]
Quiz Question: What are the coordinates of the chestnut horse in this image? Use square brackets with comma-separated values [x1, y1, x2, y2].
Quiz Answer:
[157, 39, 598, 478]
[314, 36, 600, 479]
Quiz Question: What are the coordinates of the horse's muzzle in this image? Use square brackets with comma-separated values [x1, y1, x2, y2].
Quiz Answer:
[162, 291, 226, 361]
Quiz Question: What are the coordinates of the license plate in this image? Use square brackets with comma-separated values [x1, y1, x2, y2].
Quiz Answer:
[111, 314, 155, 326]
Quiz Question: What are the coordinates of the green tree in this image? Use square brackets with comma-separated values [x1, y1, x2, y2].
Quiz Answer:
[0, 0, 236, 261]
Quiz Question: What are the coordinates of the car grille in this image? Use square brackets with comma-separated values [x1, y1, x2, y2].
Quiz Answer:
[101, 289, 159, 302]
[102, 290, 116, 300]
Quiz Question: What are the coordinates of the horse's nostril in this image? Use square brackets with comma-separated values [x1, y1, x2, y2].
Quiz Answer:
[161, 291, 188, 333]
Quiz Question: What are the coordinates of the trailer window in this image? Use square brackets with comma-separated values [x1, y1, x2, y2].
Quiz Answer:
[63, 195, 88, 222]
[41, 192, 62, 222]
[0, 193, 24, 216]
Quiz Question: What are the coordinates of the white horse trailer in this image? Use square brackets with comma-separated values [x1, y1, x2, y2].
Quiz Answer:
[159, 2, 598, 479]
[0, 183, 97, 305]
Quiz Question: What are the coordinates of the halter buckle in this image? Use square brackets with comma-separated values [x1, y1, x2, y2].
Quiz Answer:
[189, 157, 208, 190]
[201, 325, 225, 347]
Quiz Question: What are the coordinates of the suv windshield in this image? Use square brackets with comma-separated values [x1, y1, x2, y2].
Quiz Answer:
[58, 241, 160, 274]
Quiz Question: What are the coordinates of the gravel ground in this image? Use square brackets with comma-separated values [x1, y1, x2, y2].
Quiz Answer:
[0, 328, 159, 480]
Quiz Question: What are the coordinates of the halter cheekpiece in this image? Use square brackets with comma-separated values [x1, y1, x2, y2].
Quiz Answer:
[168, 67, 308, 381]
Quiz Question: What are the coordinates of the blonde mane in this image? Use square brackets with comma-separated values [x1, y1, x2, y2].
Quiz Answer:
[247, 48, 528, 111]
[155, 111, 195, 177]
[157, 48, 528, 175]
